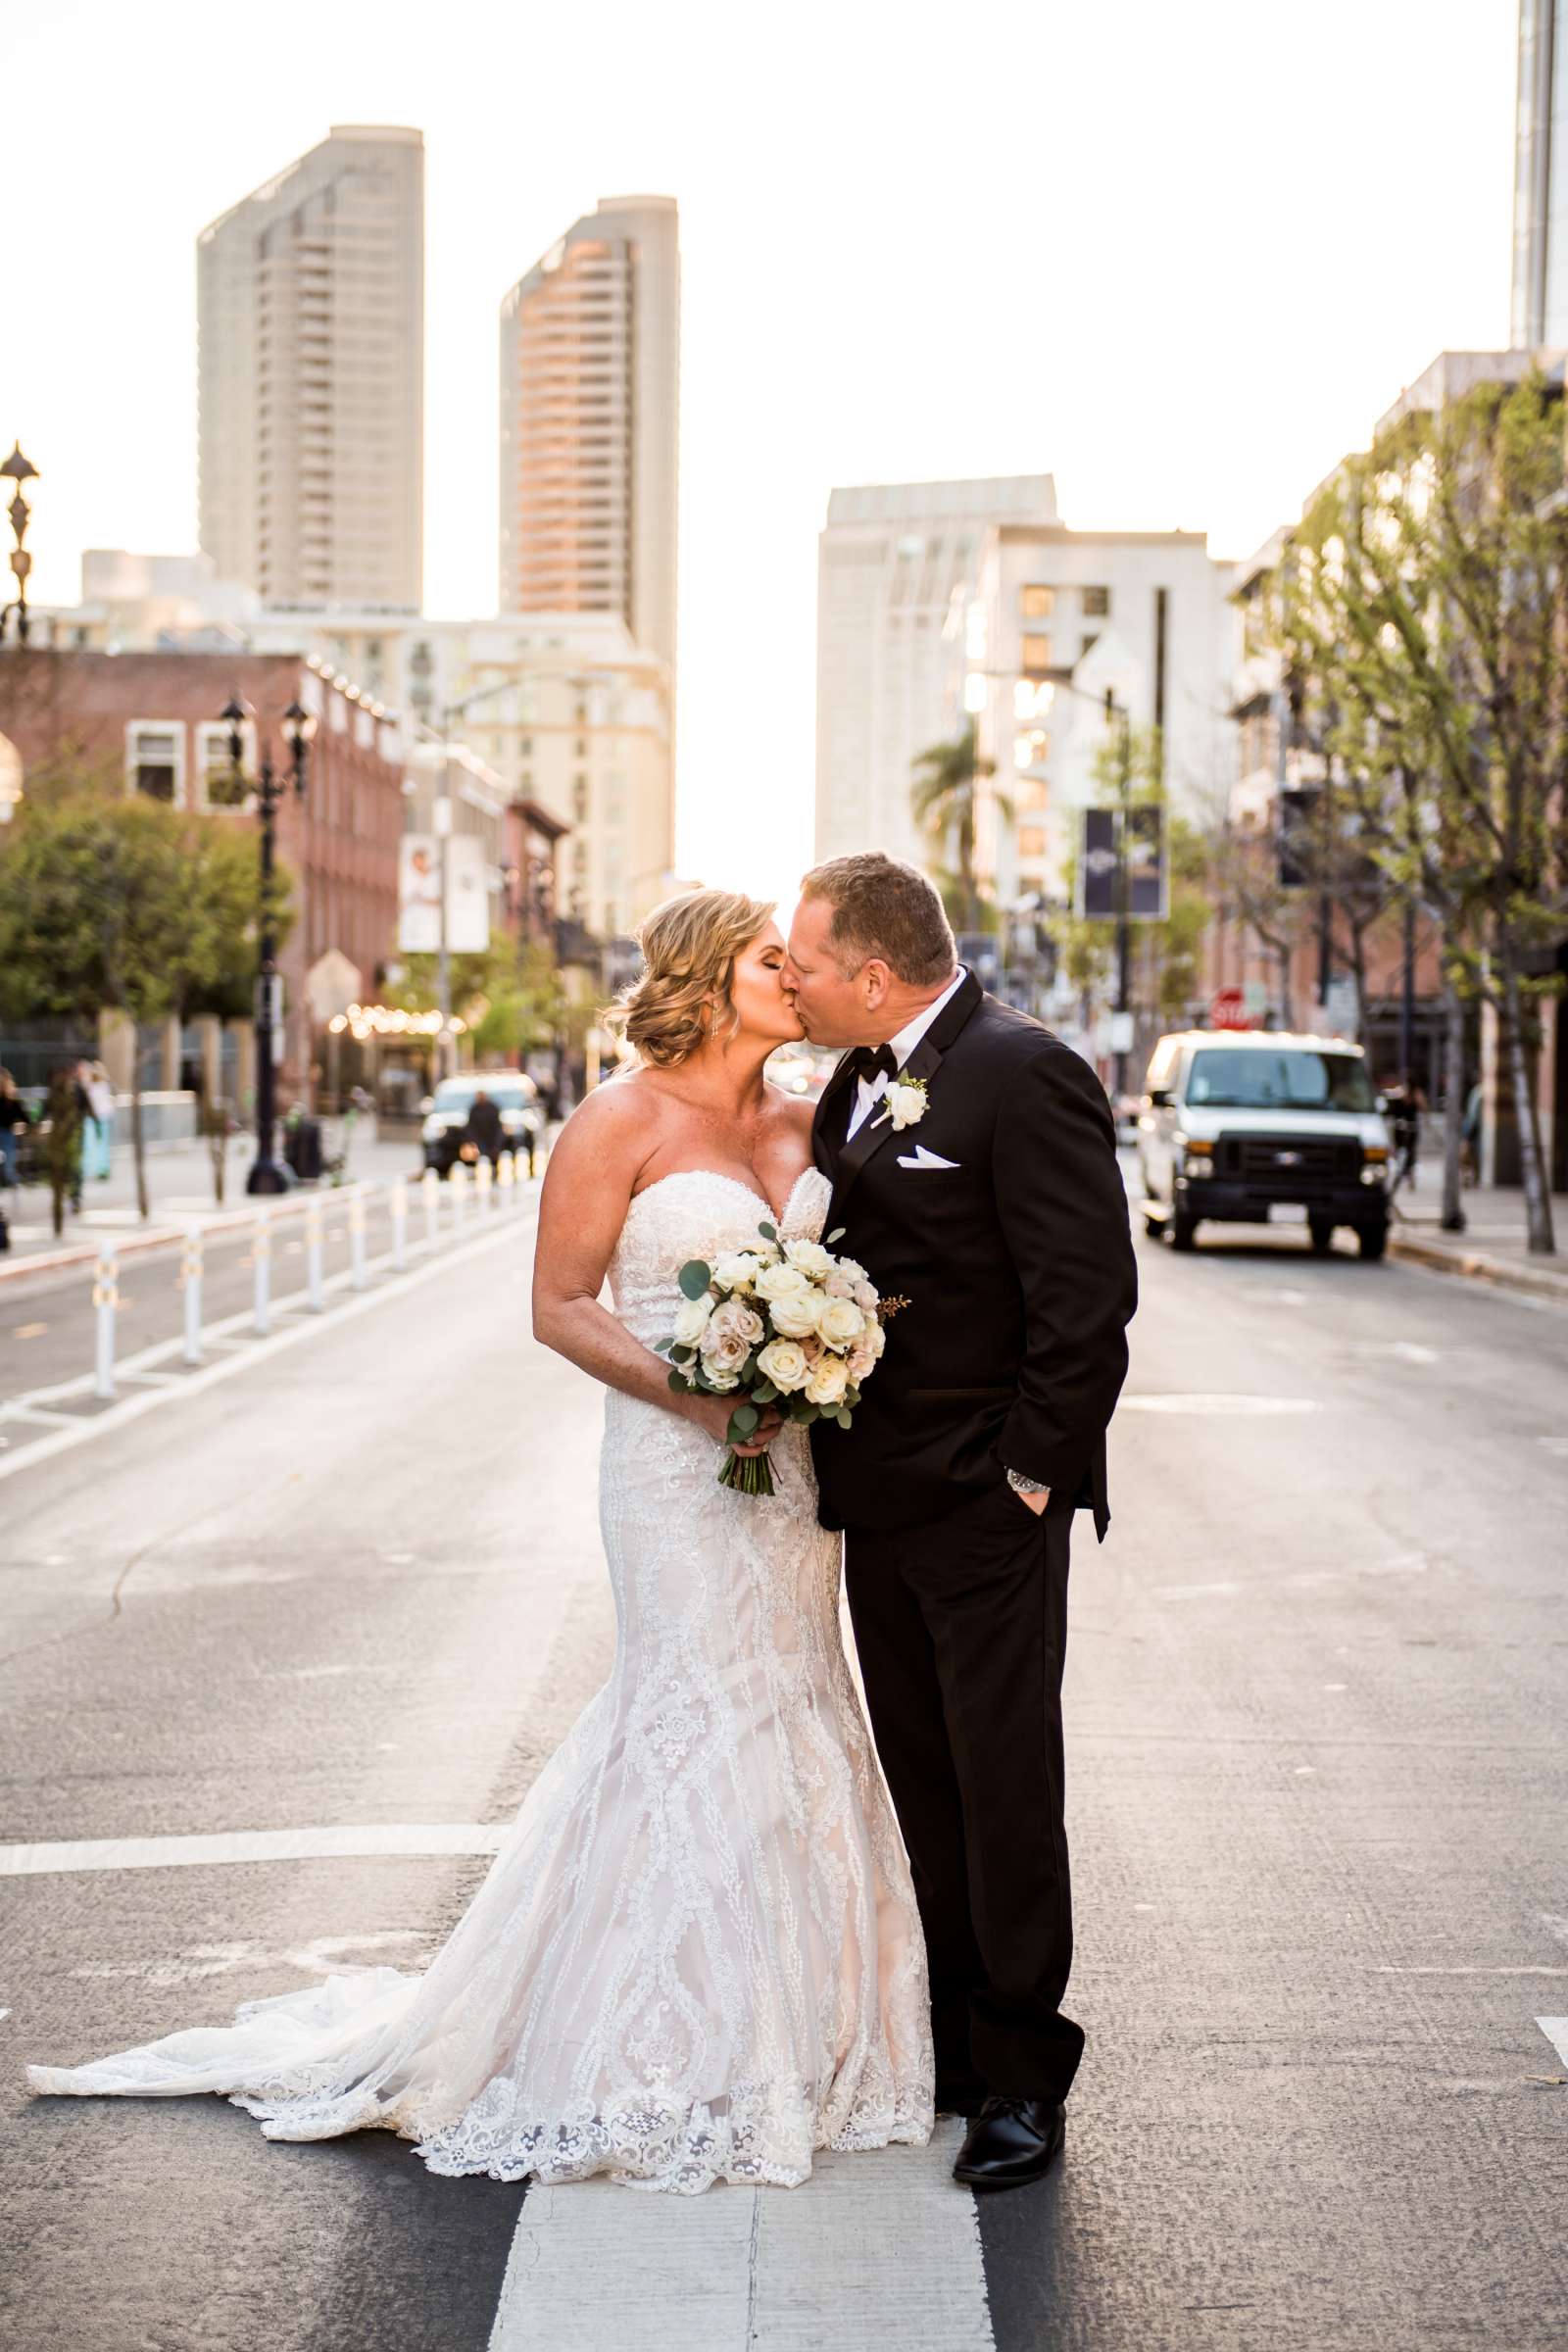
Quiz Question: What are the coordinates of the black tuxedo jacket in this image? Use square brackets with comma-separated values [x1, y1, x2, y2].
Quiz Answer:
[809, 973, 1137, 1539]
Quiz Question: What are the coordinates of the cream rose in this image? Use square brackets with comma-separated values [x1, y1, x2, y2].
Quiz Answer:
[816, 1295, 865, 1351]
[766, 1287, 822, 1340]
[715, 1250, 768, 1292]
[846, 1335, 878, 1384]
[804, 1354, 849, 1406]
[700, 1323, 752, 1377]
[672, 1291, 715, 1346]
[822, 1267, 856, 1298]
[885, 1079, 927, 1131]
[782, 1237, 832, 1279]
[852, 1279, 879, 1312]
[757, 1337, 810, 1392]
[755, 1260, 810, 1302]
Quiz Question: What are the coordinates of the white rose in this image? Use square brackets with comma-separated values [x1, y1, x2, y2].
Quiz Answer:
[755, 1260, 810, 1301]
[885, 1080, 926, 1131]
[816, 1296, 865, 1351]
[709, 1297, 764, 1348]
[822, 1268, 856, 1298]
[757, 1337, 810, 1392]
[767, 1287, 822, 1339]
[804, 1354, 849, 1406]
[783, 1237, 832, 1279]
[703, 1366, 740, 1392]
[852, 1279, 879, 1311]
[712, 1250, 764, 1292]
[672, 1292, 715, 1345]
[836, 1257, 868, 1287]
[846, 1336, 878, 1384]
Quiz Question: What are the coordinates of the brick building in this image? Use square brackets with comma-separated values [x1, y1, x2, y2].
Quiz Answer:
[0, 648, 406, 1102]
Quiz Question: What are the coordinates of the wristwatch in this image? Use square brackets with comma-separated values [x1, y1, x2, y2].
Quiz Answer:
[1005, 1467, 1049, 1498]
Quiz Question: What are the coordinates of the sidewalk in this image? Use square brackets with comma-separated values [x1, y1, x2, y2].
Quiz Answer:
[0, 1125, 427, 1275]
[1388, 1162, 1568, 1303]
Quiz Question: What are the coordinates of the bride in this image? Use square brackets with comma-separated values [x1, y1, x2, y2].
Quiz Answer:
[26, 889, 935, 2193]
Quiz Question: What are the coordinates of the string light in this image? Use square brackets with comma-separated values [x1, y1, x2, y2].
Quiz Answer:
[327, 1003, 468, 1043]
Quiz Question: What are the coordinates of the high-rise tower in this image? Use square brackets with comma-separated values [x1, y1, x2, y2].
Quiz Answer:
[198, 126, 424, 611]
[499, 196, 679, 675]
[1512, 1, 1566, 346]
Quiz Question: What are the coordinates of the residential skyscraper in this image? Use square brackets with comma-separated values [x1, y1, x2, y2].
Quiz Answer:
[814, 478, 1058, 869]
[1512, 0, 1567, 345]
[198, 125, 424, 612]
[499, 196, 679, 675]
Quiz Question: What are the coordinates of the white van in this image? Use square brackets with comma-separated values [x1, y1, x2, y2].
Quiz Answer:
[1137, 1030, 1392, 1257]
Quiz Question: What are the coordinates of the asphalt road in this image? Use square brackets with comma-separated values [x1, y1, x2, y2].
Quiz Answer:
[2, 1179, 1565, 2350]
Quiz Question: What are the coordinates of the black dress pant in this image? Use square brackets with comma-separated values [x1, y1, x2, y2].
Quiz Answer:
[845, 1479, 1083, 2105]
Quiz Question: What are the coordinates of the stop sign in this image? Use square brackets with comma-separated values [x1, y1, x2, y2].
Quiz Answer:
[1210, 988, 1252, 1031]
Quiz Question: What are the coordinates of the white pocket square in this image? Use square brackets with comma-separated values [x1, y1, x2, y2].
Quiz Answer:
[897, 1145, 959, 1170]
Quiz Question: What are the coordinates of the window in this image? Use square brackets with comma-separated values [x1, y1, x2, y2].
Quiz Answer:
[197, 719, 255, 808]
[1020, 634, 1054, 678]
[575, 736, 587, 757]
[572, 774, 589, 819]
[125, 722, 184, 805]
[1017, 825, 1048, 860]
[1082, 585, 1110, 616]
[1013, 730, 1050, 770]
[1021, 585, 1054, 619]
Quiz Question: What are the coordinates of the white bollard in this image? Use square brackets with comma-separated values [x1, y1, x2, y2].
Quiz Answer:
[390, 1176, 408, 1270]
[421, 1165, 440, 1248]
[475, 1155, 493, 1215]
[349, 1183, 368, 1290]
[305, 1194, 324, 1312]
[181, 1226, 204, 1366]
[497, 1151, 515, 1211]
[450, 1158, 467, 1232]
[92, 1245, 120, 1400]
[253, 1209, 272, 1335]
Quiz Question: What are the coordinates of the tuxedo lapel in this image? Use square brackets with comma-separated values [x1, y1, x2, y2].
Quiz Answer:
[812, 1052, 858, 1176]
[829, 970, 984, 1213]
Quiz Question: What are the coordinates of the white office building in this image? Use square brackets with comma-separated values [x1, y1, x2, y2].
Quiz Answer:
[198, 125, 424, 612]
[967, 523, 1232, 912]
[499, 196, 680, 680]
[813, 477, 1058, 869]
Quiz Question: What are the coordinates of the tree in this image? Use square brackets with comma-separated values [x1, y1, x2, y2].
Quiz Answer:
[1276, 369, 1568, 1253]
[910, 722, 1006, 931]
[387, 939, 567, 1065]
[0, 782, 278, 1219]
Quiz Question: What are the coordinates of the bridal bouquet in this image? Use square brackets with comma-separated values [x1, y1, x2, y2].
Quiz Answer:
[657, 1217, 890, 1496]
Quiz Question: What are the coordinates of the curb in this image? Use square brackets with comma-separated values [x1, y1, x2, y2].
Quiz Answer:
[1388, 1228, 1568, 1304]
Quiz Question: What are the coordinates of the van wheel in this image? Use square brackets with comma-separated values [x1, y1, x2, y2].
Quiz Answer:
[1357, 1223, 1388, 1261]
[1308, 1215, 1335, 1255]
[1170, 1208, 1198, 1251]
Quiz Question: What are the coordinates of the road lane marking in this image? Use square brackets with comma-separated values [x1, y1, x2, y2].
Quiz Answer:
[1120, 1393, 1321, 1416]
[0, 1823, 510, 1877]
[487, 2121, 994, 2351]
[1537, 2019, 1568, 2066]
[1375, 1965, 1568, 1977]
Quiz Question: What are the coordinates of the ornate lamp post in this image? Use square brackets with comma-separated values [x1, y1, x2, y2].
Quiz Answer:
[221, 694, 318, 1194]
[0, 444, 39, 647]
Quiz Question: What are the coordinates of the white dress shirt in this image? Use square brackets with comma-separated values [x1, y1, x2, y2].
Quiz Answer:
[845, 967, 967, 1140]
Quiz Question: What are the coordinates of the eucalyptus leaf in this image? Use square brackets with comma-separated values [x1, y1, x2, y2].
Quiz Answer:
[797, 1401, 820, 1425]
[669, 1343, 693, 1363]
[666, 1367, 689, 1394]
[732, 1402, 760, 1435]
[757, 1220, 777, 1242]
[826, 1227, 846, 1244]
[678, 1259, 712, 1301]
[655, 1336, 675, 1354]
[835, 1407, 854, 1428]
[752, 1380, 778, 1404]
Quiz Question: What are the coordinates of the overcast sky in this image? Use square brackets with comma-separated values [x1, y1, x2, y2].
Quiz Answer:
[4, 0, 1518, 903]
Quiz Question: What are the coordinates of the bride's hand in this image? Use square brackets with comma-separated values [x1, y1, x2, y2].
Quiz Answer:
[683, 1394, 783, 1455]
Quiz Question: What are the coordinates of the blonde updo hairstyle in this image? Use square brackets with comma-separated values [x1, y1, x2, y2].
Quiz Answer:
[604, 889, 776, 1068]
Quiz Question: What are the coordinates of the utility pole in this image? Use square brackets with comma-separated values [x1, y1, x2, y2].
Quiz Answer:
[1109, 685, 1134, 1102]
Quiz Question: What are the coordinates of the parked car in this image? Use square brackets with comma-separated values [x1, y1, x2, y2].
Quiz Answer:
[420, 1073, 542, 1176]
[1137, 1029, 1392, 1257]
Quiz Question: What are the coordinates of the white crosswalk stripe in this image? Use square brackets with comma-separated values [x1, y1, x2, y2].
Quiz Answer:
[487, 2121, 995, 2351]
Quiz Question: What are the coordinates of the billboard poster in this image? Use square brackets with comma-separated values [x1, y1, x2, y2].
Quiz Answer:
[1076, 806, 1167, 921]
[398, 832, 491, 955]
[444, 833, 490, 954]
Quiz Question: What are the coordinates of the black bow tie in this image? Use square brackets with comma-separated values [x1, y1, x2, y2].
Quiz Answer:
[850, 1044, 898, 1082]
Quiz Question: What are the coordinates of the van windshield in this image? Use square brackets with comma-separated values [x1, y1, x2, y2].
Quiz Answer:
[1185, 1049, 1375, 1112]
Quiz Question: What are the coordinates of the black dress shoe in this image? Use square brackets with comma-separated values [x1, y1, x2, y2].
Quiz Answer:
[952, 2096, 1064, 2188]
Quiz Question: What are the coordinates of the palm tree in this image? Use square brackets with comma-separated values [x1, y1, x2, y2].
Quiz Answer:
[909, 721, 1007, 930]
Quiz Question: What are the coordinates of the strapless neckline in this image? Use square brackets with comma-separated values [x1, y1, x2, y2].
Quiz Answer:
[625, 1165, 822, 1233]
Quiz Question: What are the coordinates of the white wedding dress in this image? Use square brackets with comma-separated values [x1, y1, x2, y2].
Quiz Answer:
[26, 1166, 935, 2193]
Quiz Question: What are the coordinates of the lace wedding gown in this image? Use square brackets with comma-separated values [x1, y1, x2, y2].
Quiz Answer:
[26, 1165, 935, 2193]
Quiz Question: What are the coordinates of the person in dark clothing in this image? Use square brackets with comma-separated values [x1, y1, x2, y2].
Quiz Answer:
[462, 1087, 506, 1167]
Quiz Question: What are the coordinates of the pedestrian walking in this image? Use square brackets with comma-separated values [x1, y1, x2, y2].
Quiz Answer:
[42, 1064, 87, 1235]
[0, 1067, 24, 1192]
[81, 1060, 116, 1182]
[1461, 1079, 1484, 1187]
[461, 1085, 505, 1169]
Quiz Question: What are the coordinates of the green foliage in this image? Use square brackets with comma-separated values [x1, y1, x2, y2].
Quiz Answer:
[909, 721, 1007, 931]
[389, 940, 567, 1058]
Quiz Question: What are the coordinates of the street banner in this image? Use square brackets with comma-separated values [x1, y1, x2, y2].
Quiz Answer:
[398, 835, 442, 953]
[1076, 806, 1167, 921]
[445, 834, 490, 954]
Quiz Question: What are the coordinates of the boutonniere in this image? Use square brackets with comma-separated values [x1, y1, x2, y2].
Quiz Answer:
[879, 1071, 929, 1132]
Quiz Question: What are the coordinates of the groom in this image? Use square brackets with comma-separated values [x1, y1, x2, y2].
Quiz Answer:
[783, 853, 1137, 2190]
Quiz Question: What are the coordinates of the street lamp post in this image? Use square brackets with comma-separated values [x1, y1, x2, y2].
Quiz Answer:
[0, 444, 39, 647]
[222, 695, 317, 1196]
